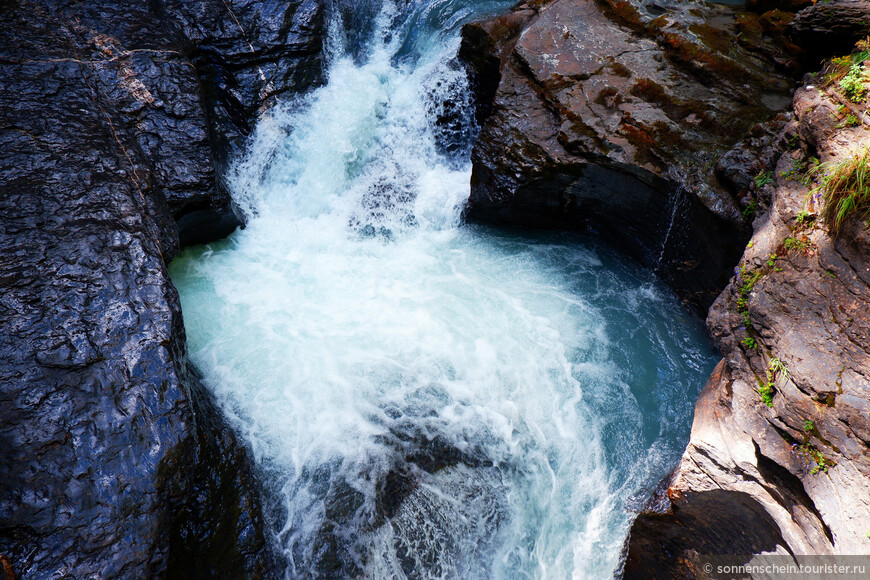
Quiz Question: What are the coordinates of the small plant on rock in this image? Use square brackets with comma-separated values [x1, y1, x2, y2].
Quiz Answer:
[769, 357, 789, 378]
[815, 149, 870, 235]
[811, 455, 829, 475]
[795, 209, 815, 225]
[759, 378, 775, 407]
[784, 236, 810, 252]
[759, 357, 789, 408]
[836, 113, 861, 128]
[780, 158, 806, 181]
[742, 199, 759, 220]
[754, 171, 774, 188]
[824, 37, 870, 89]
[840, 63, 869, 103]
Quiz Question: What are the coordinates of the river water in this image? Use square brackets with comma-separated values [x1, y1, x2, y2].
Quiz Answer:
[169, 1, 718, 576]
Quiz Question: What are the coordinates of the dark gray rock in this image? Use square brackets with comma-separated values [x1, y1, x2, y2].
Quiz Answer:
[0, 0, 327, 576]
[747, 0, 813, 13]
[789, 0, 870, 58]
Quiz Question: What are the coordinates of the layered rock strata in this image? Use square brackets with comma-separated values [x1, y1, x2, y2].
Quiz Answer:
[788, 0, 870, 58]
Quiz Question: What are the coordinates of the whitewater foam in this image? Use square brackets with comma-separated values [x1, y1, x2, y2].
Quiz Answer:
[169, 1, 718, 577]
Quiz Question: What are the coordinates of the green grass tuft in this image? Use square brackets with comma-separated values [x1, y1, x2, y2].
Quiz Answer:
[754, 171, 774, 188]
[816, 150, 870, 235]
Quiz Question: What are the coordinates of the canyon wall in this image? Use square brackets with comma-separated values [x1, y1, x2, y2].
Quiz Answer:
[0, 0, 324, 576]
[460, 0, 800, 310]
[460, 0, 870, 573]
[2, 0, 869, 576]
[624, 61, 870, 577]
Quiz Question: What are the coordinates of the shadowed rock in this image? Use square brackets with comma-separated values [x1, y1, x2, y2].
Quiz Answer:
[0, 0, 327, 576]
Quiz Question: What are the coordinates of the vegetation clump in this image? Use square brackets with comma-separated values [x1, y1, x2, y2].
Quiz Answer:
[735, 264, 764, 331]
[836, 113, 861, 128]
[793, 419, 832, 475]
[742, 199, 759, 220]
[758, 357, 788, 408]
[784, 236, 810, 252]
[814, 149, 870, 235]
[840, 63, 868, 103]
[823, 37, 870, 101]
[754, 171, 774, 188]
[780, 158, 806, 181]
[795, 209, 815, 226]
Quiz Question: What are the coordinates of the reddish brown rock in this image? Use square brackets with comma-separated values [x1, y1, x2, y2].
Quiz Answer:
[462, 0, 799, 310]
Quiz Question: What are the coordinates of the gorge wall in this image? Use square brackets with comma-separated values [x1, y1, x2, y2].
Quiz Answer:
[624, 50, 870, 577]
[2, 0, 870, 577]
[459, 0, 801, 311]
[0, 0, 324, 576]
[458, 0, 870, 574]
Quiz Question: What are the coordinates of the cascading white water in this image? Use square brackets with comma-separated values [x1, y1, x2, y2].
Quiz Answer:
[169, 1, 718, 577]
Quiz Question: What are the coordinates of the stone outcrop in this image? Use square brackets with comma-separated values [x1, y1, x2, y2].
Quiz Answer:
[789, 0, 870, 59]
[460, 0, 801, 310]
[0, 0, 325, 576]
[624, 69, 870, 573]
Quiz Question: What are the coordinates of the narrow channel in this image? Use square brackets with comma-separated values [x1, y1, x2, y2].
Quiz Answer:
[169, 1, 718, 576]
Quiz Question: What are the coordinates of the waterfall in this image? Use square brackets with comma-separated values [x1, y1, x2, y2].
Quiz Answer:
[170, 1, 718, 577]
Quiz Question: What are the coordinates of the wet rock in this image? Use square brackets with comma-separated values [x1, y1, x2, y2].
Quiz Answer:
[0, 0, 326, 576]
[294, 386, 496, 578]
[461, 0, 800, 310]
[789, 0, 870, 59]
[746, 0, 812, 13]
[180, 0, 326, 166]
[625, 67, 870, 569]
[715, 114, 790, 211]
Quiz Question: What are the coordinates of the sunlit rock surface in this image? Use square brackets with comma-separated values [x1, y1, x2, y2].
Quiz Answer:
[625, 69, 870, 575]
[460, 0, 800, 310]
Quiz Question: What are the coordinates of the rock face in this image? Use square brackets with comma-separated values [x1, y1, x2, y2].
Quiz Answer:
[460, 0, 801, 310]
[624, 73, 870, 573]
[462, 0, 870, 570]
[0, 0, 325, 576]
[789, 0, 870, 59]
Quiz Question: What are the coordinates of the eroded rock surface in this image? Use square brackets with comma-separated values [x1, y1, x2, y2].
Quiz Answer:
[0, 0, 326, 576]
[624, 72, 870, 574]
[461, 0, 801, 309]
